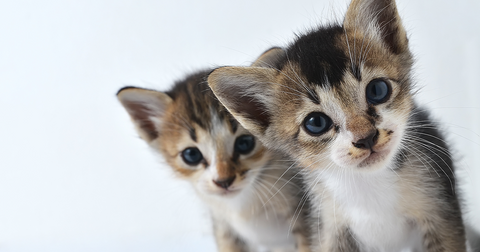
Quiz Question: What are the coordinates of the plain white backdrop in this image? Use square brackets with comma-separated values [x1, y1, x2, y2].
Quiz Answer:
[1, 0, 479, 251]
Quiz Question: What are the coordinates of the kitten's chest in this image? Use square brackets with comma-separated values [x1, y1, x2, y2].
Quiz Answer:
[226, 207, 296, 250]
[318, 170, 423, 251]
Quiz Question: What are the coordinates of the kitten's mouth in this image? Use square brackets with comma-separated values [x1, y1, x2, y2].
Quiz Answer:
[358, 148, 390, 168]
[214, 187, 241, 197]
[353, 129, 398, 169]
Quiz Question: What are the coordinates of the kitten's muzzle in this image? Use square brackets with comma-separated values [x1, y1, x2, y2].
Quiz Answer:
[352, 130, 379, 150]
[213, 176, 236, 189]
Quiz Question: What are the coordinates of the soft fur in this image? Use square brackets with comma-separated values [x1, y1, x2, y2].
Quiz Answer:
[117, 49, 311, 252]
[207, 0, 466, 251]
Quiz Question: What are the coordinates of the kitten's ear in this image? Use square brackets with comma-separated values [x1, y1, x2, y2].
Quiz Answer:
[344, 0, 408, 54]
[208, 67, 277, 137]
[251, 47, 285, 67]
[117, 87, 172, 142]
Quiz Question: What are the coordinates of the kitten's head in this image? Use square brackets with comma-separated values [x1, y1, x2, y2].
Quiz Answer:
[117, 49, 283, 200]
[208, 0, 414, 173]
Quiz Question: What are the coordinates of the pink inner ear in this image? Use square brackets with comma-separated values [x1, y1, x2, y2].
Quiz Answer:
[208, 67, 279, 133]
[225, 85, 271, 129]
[126, 102, 159, 141]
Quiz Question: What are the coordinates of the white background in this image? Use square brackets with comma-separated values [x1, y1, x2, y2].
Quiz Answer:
[0, 0, 479, 251]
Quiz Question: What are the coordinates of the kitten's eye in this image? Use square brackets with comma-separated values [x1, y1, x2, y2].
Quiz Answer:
[234, 135, 255, 155]
[303, 112, 332, 136]
[366, 79, 391, 104]
[181, 147, 203, 165]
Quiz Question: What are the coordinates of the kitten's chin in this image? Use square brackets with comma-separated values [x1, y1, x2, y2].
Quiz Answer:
[211, 188, 242, 197]
[332, 141, 399, 172]
[331, 126, 405, 172]
[204, 183, 249, 198]
[356, 148, 391, 169]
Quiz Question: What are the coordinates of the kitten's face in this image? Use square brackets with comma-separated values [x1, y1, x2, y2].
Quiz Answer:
[208, 0, 414, 173]
[157, 108, 271, 198]
[117, 70, 272, 200]
[267, 62, 413, 172]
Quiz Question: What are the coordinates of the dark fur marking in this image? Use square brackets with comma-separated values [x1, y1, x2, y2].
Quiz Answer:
[334, 125, 340, 133]
[231, 152, 240, 164]
[366, 106, 379, 119]
[352, 65, 362, 81]
[285, 25, 347, 88]
[308, 92, 320, 105]
[334, 227, 360, 251]
[320, 137, 332, 144]
[202, 159, 209, 169]
[294, 128, 300, 140]
[367, 117, 376, 126]
[229, 118, 238, 134]
[189, 128, 197, 142]
[239, 170, 248, 176]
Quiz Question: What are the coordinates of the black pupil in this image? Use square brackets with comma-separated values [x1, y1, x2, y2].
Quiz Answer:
[182, 147, 203, 165]
[366, 80, 389, 104]
[304, 113, 330, 135]
[235, 135, 255, 154]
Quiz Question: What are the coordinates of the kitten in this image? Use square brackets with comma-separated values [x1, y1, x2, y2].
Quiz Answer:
[207, 0, 467, 251]
[116, 49, 311, 252]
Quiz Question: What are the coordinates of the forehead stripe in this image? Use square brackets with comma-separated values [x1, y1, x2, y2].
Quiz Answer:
[308, 91, 320, 105]
[189, 128, 197, 142]
[229, 118, 238, 134]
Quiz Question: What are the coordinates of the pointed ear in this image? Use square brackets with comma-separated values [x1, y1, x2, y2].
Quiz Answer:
[251, 47, 285, 67]
[207, 67, 278, 137]
[344, 0, 408, 54]
[117, 87, 172, 142]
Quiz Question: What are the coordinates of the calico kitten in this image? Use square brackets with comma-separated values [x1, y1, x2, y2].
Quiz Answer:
[207, 0, 467, 251]
[116, 49, 310, 252]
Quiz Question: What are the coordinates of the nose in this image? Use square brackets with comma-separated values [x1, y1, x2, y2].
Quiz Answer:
[352, 130, 379, 150]
[213, 176, 236, 189]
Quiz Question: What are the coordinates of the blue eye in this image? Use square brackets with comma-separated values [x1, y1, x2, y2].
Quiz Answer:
[366, 79, 391, 104]
[303, 112, 332, 136]
[181, 147, 203, 165]
[234, 135, 255, 155]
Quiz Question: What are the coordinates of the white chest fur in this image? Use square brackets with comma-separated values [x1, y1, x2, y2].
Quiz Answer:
[317, 169, 424, 252]
[226, 208, 296, 251]
[204, 183, 298, 252]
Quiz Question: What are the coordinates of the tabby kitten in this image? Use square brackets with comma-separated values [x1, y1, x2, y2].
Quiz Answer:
[207, 0, 467, 251]
[116, 50, 310, 252]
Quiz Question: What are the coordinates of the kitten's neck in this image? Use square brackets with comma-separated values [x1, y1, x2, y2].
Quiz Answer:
[319, 167, 399, 204]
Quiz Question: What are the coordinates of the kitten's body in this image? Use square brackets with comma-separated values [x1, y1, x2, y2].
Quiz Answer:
[117, 64, 310, 251]
[208, 0, 467, 251]
[307, 110, 453, 251]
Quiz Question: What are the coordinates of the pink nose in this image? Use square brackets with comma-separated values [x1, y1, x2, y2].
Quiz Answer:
[213, 176, 236, 189]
